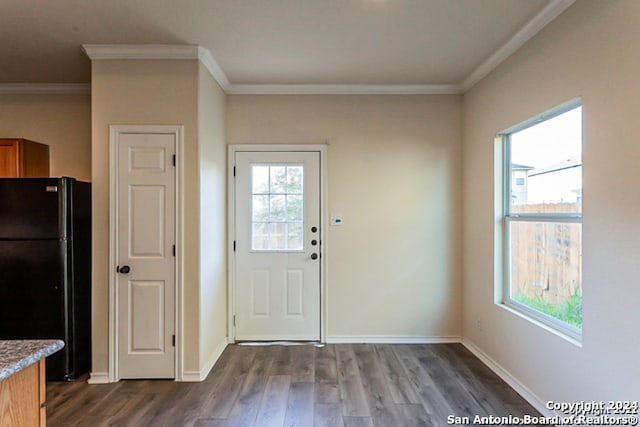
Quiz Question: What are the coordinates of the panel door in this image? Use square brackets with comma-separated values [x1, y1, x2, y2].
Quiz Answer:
[235, 151, 321, 341]
[0, 140, 19, 177]
[117, 132, 176, 379]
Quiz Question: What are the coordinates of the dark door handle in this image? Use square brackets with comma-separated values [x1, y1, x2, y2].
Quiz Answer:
[310, 253, 318, 260]
[311, 239, 318, 246]
[118, 265, 131, 274]
[311, 226, 318, 233]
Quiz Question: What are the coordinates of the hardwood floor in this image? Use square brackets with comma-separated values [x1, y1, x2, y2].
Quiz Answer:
[46, 344, 542, 427]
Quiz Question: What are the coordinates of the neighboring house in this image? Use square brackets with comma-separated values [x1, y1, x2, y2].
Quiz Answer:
[511, 163, 534, 204]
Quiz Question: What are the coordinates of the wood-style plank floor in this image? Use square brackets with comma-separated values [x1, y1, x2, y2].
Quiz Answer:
[46, 344, 542, 427]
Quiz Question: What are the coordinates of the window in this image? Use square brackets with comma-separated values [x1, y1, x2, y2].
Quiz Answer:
[251, 164, 304, 251]
[501, 99, 582, 340]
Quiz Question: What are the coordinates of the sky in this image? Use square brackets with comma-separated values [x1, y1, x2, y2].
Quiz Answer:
[511, 106, 582, 205]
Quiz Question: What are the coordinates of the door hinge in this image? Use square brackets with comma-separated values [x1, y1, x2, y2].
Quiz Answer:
[172, 335, 176, 347]
[172, 154, 176, 166]
[233, 315, 236, 326]
[233, 166, 236, 177]
[233, 240, 236, 252]
[172, 245, 176, 256]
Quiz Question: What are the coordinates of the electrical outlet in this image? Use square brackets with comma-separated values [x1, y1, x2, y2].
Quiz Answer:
[476, 319, 483, 331]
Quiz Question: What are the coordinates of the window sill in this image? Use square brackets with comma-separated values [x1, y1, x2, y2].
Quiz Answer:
[497, 302, 583, 348]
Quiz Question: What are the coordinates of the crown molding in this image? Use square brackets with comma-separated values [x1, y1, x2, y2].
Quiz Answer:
[79, 0, 576, 99]
[197, 47, 231, 91]
[0, 83, 90, 95]
[81, 44, 200, 60]
[81, 44, 231, 92]
[460, 0, 575, 91]
[79, 45, 460, 95]
[228, 83, 462, 95]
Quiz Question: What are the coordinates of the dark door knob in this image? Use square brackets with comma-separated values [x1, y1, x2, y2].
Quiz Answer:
[311, 226, 318, 233]
[311, 239, 318, 246]
[118, 265, 131, 274]
[311, 253, 318, 260]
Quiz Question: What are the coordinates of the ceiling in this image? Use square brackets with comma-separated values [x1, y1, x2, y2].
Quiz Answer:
[0, 0, 574, 93]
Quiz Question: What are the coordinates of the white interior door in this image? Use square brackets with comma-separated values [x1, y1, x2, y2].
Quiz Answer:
[235, 151, 321, 341]
[116, 132, 176, 379]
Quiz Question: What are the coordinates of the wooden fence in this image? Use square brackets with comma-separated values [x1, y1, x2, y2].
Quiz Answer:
[510, 203, 582, 306]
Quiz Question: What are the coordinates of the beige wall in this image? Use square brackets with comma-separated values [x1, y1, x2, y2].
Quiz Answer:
[227, 95, 463, 339]
[0, 94, 91, 180]
[91, 60, 201, 374]
[463, 0, 640, 403]
[197, 63, 228, 369]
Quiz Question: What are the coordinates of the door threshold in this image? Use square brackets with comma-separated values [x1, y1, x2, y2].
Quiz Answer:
[236, 340, 324, 347]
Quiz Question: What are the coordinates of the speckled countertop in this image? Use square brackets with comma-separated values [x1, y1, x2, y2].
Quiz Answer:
[0, 340, 64, 381]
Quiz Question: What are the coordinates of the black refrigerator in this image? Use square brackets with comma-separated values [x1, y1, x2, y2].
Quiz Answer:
[0, 177, 91, 381]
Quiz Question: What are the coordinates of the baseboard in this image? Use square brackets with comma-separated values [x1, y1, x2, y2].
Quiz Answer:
[87, 372, 111, 384]
[461, 338, 555, 418]
[180, 339, 228, 382]
[326, 335, 462, 344]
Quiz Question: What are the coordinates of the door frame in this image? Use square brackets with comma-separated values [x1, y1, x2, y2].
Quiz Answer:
[227, 144, 328, 343]
[108, 125, 184, 382]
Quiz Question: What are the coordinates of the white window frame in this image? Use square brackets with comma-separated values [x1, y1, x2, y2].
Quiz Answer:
[500, 98, 582, 342]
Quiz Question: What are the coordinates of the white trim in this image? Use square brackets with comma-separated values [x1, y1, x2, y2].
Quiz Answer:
[181, 372, 203, 382]
[228, 84, 461, 95]
[0, 83, 90, 95]
[108, 125, 184, 382]
[87, 372, 111, 384]
[79, 0, 576, 100]
[462, 338, 557, 418]
[82, 44, 200, 60]
[175, 127, 186, 382]
[197, 47, 231, 91]
[326, 336, 462, 344]
[497, 303, 582, 347]
[500, 96, 582, 135]
[500, 98, 583, 343]
[108, 130, 118, 383]
[230, 144, 329, 153]
[319, 147, 328, 343]
[461, 0, 576, 91]
[227, 144, 328, 343]
[81, 44, 232, 94]
[227, 148, 236, 342]
[80, 42, 462, 95]
[236, 335, 324, 341]
[180, 339, 228, 382]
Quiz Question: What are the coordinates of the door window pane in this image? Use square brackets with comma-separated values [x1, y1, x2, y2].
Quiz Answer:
[270, 166, 288, 194]
[287, 222, 303, 249]
[252, 222, 269, 250]
[286, 195, 303, 221]
[252, 195, 269, 222]
[269, 195, 286, 222]
[268, 222, 286, 249]
[287, 166, 303, 193]
[252, 166, 269, 193]
[251, 164, 304, 251]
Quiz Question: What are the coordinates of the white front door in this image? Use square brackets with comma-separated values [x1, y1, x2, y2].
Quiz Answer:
[116, 131, 176, 379]
[234, 151, 321, 341]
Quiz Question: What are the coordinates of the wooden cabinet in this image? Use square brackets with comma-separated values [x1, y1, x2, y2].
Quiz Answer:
[0, 360, 46, 427]
[0, 138, 50, 177]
